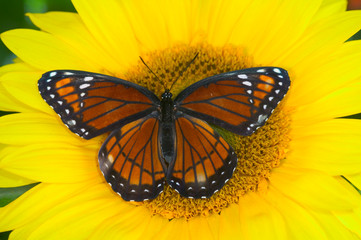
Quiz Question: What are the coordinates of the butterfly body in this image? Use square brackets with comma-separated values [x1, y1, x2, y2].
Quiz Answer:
[159, 90, 176, 164]
[38, 67, 290, 201]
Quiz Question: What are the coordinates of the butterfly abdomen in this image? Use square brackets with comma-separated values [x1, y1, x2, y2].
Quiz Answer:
[159, 90, 176, 165]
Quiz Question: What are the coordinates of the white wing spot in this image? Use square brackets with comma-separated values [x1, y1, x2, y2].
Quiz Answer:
[249, 99, 254, 104]
[50, 94, 55, 98]
[120, 183, 124, 187]
[278, 82, 283, 86]
[246, 90, 252, 94]
[157, 183, 162, 188]
[175, 182, 180, 186]
[65, 109, 70, 114]
[211, 180, 216, 184]
[80, 128, 86, 133]
[238, 74, 248, 79]
[278, 75, 284, 79]
[84, 76, 94, 81]
[221, 171, 225, 175]
[201, 186, 206, 190]
[68, 119, 76, 126]
[79, 84, 91, 89]
[64, 72, 74, 75]
[257, 69, 266, 73]
[57, 101, 63, 105]
[130, 189, 136, 193]
[269, 96, 274, 101]
[273, 68, 281, 73]
[275, 89, 280, 94]
[47, 86, 51, 90]
[247, 127, 251, 131]
[46, 79, 52, 82]
[144, 189, 150, 193]
[80, 92, 86, 97]
[187, 187, 193, 190]
[201, 196, 207, 199]
[242, 81, 252, 86]
[263, 104, 267, 110]
[49, 72, 57, 77]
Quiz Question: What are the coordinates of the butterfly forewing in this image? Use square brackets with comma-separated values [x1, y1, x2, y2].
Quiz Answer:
[167, 113, 237, 199]
[38, 70, 160, 139]
[99, 113, 166, 201]
[174, 67, 290, 136]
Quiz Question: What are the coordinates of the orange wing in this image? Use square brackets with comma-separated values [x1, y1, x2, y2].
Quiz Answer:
[38, 70, 160, 139]
[174, 67, 290, 136]
[98, 113, 166, 201]
[166, 113, 237, 199]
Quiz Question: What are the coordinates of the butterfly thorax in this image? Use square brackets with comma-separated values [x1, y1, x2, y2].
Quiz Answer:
[160, 90, 176, 164]
[160, 90, 175, 122]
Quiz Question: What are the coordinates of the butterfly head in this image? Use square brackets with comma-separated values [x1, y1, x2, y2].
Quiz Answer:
[161, 89, 173, 101]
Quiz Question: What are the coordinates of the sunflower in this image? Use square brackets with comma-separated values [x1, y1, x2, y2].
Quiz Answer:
[1, 0, 361, 239]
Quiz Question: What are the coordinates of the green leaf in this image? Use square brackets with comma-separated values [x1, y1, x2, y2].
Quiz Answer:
[0, 183, 38, 207]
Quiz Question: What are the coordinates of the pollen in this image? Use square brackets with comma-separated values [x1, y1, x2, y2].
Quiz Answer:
[123, 43, 291, 220]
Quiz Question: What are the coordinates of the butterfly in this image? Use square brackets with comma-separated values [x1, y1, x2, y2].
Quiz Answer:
[38, 66, 290, 201]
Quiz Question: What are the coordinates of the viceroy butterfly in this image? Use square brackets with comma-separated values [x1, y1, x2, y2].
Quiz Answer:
[38, 66, 290, 201]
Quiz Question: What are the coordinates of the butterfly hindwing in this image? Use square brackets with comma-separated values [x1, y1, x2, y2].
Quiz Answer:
[98, 113, 166, 201]
[174, 67, 290, 136]
[166, 112, 237, 199]
[38, 70, 160, 139]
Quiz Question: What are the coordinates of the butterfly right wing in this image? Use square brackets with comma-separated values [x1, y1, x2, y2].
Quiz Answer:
[99, 113, 166, 202]
[167, 112, 237, 199]
[38, 70, 160, 139]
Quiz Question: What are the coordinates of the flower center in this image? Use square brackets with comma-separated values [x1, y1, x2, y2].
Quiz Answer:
[121, 43, 291, 220]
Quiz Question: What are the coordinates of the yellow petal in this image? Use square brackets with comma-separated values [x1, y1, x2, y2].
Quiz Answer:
[345, 174, 361, 191]
[288, 119, 361, 175]
[271, 165, 361, 211]
[291, 82, 361, 126]
[278, 11, 361, 66]
[89, 206, 153, 240]
[72, 0, 140, 70]
[335, 209, 361, 238]
[312, 0, 347, 22]
[247, 0, 323, 65]
[1, 29, 96, 71]
[27, 12, 120, 75]
[218, 204, 242, 240]
[0, 83, 31, 112]
[287, 40, 361, 108]
[0, 181, 102, 231]
[23, 198, 122, 240]
[0, 112, 86, 145]
[0, 143, 99, 183]
[0, 71, 53, 113]
[188, 216, 217, 240]
[0, 169, 35, 187]
[310, 210, 360, 240]
[266, 188, 329, 239]
[0, 62, 35, 77]
[239, 192, 288, 240]
[0, 63, 40, 112]
[136, 215, 169, 240]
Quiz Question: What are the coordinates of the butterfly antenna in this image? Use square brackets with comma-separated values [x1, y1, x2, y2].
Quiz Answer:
[139, 56, 162, 83]
[169, 52, 199, 91]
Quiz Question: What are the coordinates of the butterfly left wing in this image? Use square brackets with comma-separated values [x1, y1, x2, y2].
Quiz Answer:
[38, 70, 160, 139]
[99, 113, 166, 201]
[166, 112, 237, 199]
[174, 67, 290, 136]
